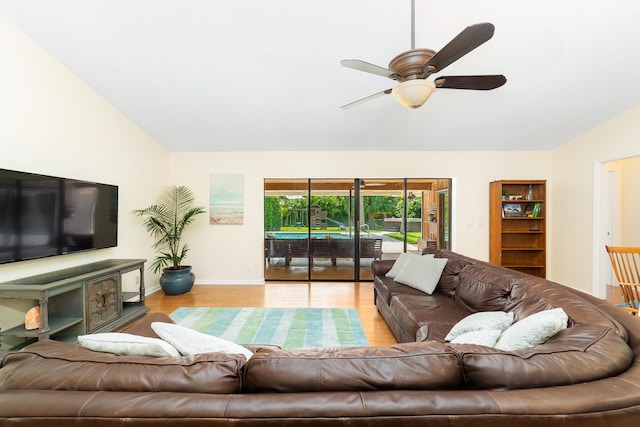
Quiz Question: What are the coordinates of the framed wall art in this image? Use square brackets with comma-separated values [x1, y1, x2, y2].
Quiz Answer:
[209, 173, 244, 225]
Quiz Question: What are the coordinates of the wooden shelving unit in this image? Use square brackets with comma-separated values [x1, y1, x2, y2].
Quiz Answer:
[490, 180, 546, 278]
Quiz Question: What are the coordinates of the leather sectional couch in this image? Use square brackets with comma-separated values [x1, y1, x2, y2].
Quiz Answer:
[1, 249, 640, 426]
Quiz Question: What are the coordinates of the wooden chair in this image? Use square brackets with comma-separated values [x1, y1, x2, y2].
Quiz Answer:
[605, 245, 640, 316]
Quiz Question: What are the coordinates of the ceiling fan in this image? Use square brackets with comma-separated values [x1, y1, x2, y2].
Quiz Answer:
[340, 1, 506, 109]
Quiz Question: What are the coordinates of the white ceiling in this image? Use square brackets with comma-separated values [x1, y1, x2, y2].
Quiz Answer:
[1, 0, 639, 152]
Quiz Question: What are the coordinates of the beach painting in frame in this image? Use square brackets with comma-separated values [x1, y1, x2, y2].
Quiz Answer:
[209, 173, 244, 225]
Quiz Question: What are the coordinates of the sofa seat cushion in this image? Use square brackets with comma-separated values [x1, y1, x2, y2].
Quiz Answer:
[0, 339, 245, 394]
[375, 275, 428, 306]
[243, 341, 462, 393]
[454, 324, 633, 390]
[390, 293, 470, 342]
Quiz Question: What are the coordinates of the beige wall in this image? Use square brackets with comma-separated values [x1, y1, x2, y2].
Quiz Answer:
[0, 16, 169, 329]
[170, 151, 551, 284]
[550, 104, 640, 296]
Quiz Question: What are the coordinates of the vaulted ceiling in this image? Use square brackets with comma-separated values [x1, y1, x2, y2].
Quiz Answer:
[1, 1, 638, 152]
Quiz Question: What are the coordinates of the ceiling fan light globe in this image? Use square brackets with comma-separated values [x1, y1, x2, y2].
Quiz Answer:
[392, 80, 436, 109]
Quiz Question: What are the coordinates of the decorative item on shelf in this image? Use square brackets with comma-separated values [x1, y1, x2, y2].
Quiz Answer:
[503, 203, 522, 217]
[524, 203, 536, 217]
[508, 194, 523, 200]
[526, 184, 534, 200]
[133, 185, 205, 296]
[532, 202, 541, 218]
[24, 306, 40, 330]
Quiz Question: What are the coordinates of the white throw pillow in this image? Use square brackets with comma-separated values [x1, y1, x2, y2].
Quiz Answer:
[78, 333, 181, 357]
[385, 253, 430, 279]
[450, 329, 503, 347]
[151, 322, 254, 360]
[445, 311, 514, 341]
[494, 308, 569, 351]
[393, 255, 448, 295]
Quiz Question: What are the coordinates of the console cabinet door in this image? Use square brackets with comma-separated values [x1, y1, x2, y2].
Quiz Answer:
[86, 274, 121, 332]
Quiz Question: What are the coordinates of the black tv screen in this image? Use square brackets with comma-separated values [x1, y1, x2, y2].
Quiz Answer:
[0, 168, 118, 264]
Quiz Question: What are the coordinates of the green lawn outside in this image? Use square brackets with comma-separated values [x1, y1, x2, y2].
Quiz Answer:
[386, 232, 422, 245]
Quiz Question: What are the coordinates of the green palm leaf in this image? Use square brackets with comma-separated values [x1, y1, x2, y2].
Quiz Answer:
[133, 185, 205, 273]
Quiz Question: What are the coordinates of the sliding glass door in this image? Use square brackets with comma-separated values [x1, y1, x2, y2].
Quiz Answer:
[308, 179, 355, 280]
[264, 178, 451, 281]
[358, 179, 404, 280]
[264, 179, 310, 280]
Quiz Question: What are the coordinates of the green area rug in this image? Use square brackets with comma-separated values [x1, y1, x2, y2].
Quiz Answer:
[169, 307, 369, 349]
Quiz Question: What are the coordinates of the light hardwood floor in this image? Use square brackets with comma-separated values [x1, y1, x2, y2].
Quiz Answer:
[144, 282, 629, 348]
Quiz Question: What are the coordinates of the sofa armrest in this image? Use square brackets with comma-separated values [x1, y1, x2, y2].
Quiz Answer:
[371, 259, 395, 276]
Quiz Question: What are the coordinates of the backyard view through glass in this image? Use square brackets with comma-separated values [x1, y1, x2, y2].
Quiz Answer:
[264, 178, 451, 281]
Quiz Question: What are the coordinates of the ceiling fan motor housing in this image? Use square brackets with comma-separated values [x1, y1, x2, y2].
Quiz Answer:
[388, 48, 436, 80]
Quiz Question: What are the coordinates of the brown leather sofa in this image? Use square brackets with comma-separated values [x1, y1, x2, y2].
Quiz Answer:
[1, 249, 640, 426]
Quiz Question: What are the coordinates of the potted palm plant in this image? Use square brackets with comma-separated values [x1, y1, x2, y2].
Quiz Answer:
[133, 185, 206, 295]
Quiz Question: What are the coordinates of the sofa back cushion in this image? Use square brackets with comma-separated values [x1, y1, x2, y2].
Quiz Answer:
[454, 264, 557, 322]
[243, 341, 462, 393]
[454, 265, 520, 312]
[454, 324, 633, 390]
[431, 249, 477, 297]
[0, 339, 244, 394]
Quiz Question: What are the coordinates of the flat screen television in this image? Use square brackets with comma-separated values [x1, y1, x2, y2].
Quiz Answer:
[0, 168, 118, 264]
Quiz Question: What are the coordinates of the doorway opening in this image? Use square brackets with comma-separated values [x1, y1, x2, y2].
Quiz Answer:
[264, 178, 452, 281]
[595, 155, 640, 297]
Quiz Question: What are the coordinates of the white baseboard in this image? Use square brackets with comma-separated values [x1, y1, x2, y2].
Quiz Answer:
[144, 285, 162, 296]
[194, 279, 265, 286]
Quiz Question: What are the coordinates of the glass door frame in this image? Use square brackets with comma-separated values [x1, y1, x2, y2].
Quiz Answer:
[264, 178, 452, 282]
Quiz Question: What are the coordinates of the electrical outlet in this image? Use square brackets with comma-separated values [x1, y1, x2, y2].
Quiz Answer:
[135, 276, 140, 285]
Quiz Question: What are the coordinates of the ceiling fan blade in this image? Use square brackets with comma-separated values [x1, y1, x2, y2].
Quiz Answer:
[341, 59, 396, 79]
[340, 89, 392, 110]
[434, 75, 507, 90]
[422, 23, 495, 75]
